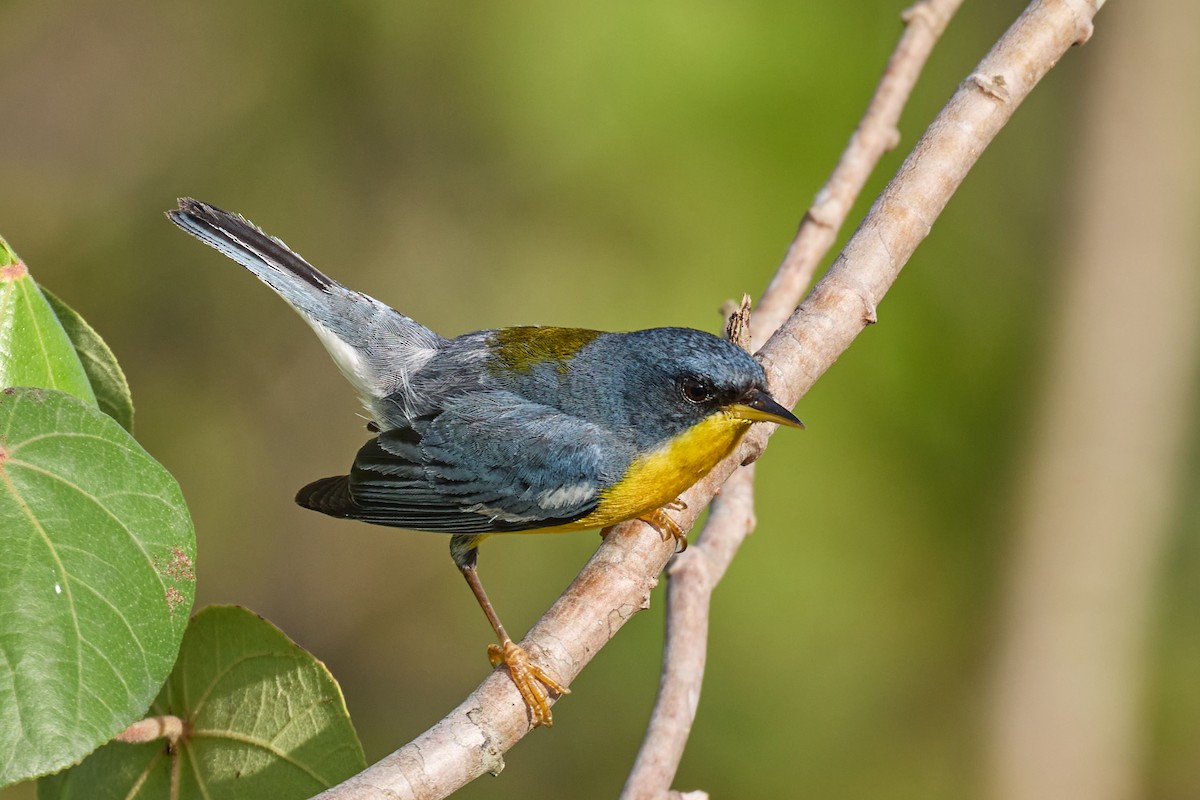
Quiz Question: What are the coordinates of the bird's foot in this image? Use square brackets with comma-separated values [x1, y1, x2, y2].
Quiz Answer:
[639, 500, 689, 552]
[487, 640, 569, 728]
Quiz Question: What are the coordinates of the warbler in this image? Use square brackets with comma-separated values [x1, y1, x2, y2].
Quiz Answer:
[168, 198, 802, 727]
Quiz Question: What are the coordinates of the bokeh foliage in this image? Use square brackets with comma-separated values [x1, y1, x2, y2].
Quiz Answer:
[1, 2, 1196, 798]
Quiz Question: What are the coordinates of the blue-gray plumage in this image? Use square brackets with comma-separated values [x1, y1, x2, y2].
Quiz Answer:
[167, 198, 802, 726]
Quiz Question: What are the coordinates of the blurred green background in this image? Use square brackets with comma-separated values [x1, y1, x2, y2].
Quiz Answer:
[2, 1, 1197, 798]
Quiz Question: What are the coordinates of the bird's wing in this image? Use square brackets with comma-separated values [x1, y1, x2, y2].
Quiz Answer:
[297, 392, 629, 534]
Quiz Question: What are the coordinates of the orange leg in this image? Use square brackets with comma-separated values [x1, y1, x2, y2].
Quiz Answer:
[460, 564, 569, 727]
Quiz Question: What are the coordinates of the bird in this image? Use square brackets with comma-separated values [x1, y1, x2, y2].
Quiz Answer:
[167, 198, 803, 727]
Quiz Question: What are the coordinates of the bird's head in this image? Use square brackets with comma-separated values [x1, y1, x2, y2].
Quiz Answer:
[583, 327, 803, 449]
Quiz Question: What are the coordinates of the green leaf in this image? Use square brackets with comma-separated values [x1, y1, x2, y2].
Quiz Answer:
[0, 388, 195, 786]
[41, 287, 135, 433]
[0, 236, 97, 405]
[39, 605, 367, 800]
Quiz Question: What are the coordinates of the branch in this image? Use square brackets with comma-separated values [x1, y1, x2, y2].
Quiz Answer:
[621, 2, 964, 796]
[315, 2, 1103, 797]
[619, 464, 756, 800]
[750, 0, 965, 350]
[757, 0, 1101, 414]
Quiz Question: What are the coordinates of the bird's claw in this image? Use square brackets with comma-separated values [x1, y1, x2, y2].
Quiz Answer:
[639, 503, 688, 552]
[600, 499, 689, 550]
[488, 640, 569, 728]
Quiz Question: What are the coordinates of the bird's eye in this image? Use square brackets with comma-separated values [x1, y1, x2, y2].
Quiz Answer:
[679, 377, 714, 405]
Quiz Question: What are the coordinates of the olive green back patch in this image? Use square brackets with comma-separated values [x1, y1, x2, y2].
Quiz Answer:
[489, 327, 602, 374]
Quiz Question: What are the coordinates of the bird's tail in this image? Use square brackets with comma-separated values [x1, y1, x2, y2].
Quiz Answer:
[168, 198, 344, 303]
[168, 198, 444, 417]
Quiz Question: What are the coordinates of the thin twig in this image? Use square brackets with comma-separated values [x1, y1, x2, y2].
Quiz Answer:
[314, 2, 1103, 797]
[622, 2, 964, 796]
[750, 0, 965, 350]
[619, 465, 756, 800]
[754, 0, 1101, 414]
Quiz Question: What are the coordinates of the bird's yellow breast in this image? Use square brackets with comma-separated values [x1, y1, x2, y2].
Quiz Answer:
[557, 412, 754, 531]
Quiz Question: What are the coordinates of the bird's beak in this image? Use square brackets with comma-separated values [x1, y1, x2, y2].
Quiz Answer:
[725, 389, 805, 429]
